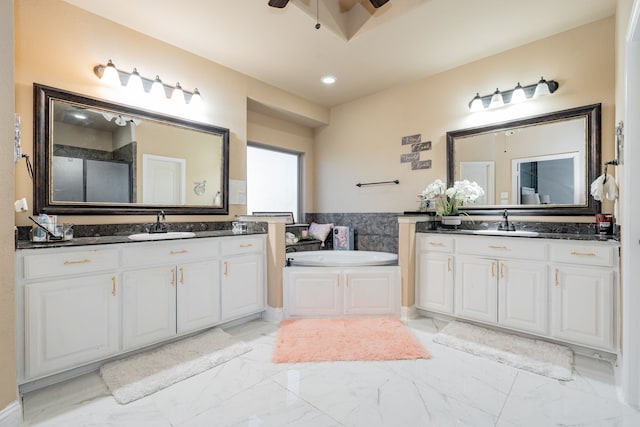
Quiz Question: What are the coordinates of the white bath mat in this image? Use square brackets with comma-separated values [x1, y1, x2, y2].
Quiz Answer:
[100, 328, 251, 404]
[433, 321, 574, 381]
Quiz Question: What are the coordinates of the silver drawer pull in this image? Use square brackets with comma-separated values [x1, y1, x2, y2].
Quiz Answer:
[428, 242, 445, 247]
[571, 251, 596, 257]
[64, 258, 91, 265]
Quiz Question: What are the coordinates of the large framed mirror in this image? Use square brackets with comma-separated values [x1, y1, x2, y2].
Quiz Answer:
[446, 104, 601, 215]
[34, 84, 229, 215]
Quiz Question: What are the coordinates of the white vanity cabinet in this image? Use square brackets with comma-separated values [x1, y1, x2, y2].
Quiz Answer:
[454, 236, 548, 335]
[16, 233, 267, 384]
[549, 241, 617, 350]
[415, 232, 619, 353]
[18, 247, 120, 380]
[415, 235, 455, 314]
[120, 239, 221, 350]
[283, 267, 401, 318]
[220, 236, 266, 321]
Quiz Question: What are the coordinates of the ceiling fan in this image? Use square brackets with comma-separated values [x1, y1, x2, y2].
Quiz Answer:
[268, 0, 389, 8]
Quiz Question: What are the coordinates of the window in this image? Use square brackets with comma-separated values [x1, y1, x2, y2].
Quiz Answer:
[247, 143, 301, 221]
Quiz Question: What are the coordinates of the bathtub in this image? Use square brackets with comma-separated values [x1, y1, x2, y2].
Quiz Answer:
[283, 250, 400, 318]
[286, 250, 398, 267]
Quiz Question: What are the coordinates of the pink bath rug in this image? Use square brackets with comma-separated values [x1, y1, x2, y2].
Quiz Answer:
[272, 317, 431, 363]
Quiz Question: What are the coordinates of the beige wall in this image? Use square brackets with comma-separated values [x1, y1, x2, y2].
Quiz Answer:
[1, 0, 17, 412]
[315, 17, 616, 215]
[14, 0, 326, 226]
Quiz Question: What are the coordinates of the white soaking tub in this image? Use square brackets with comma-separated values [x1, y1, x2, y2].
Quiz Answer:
[286, 250, 398, 267]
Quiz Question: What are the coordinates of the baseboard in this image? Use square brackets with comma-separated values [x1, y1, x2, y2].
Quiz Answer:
[0, 401, 22, 427]
[262, 305, 283, 322]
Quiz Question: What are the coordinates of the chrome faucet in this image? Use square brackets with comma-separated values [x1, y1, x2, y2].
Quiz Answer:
[149, 210, 168, 233]
[497, 209, 516, 231]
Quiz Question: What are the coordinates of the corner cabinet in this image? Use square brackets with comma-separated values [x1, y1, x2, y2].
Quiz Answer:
[15, 234, 267, 384]
[415, 233, 619, 353]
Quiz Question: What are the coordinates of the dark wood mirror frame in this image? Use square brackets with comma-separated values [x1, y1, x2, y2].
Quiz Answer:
[446, 103, 601, 216]
[34, 83, 230, 215]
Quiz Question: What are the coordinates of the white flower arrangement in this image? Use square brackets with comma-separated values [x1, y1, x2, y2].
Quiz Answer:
[420, 179, 484, 216]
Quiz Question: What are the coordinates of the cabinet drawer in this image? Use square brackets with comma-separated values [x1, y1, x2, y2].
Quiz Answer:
[550, 242, 616, 267]
[220, 236, 265, 256]
[417, 234, 454, 252]
[122, 239, 220, 267]
[23, 248, 118, 280]
[456, 236, 547, 260]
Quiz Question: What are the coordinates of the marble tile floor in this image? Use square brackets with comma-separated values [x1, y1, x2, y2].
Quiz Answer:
[20, 317, 640, 427]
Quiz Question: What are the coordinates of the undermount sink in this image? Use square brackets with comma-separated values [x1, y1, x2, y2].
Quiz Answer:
[128, 231, 196, 241]
[472, 229, 539, 237]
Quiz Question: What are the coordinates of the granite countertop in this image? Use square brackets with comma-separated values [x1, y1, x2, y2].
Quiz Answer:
[414, 220, 618, 242]
[16, 230, 268, 250]
[16, 221, 269, 250]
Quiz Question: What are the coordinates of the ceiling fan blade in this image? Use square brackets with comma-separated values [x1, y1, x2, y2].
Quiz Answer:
[268, 0, 290, 8]
[369, 0, 389, 8]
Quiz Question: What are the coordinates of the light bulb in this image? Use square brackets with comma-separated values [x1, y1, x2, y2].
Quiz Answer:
[511, 83, 526, 104]
[469, 93, 484, 112]
[533, 77, 551, 98]
[101, 60, 121, 86]
[171, 82, 185, 105]
[126, 68, 144, 94]
[489, 88, 504, 109]
[189, 88, 202, 106]
[150, 75, 166, 100]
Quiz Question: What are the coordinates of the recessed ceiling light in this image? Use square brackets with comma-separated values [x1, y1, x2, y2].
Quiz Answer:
[72, 113, 87, 120]
[321, 75, 337, 85]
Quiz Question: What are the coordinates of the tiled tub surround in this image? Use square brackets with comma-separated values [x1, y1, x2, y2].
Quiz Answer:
[305, 212, 399, 253]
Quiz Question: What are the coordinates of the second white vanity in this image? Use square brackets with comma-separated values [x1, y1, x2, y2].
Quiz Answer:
[15, 233, 266, 386]
[416, 231, 619, 353]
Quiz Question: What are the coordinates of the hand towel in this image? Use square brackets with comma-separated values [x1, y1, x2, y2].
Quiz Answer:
[590, 174, 618, 201]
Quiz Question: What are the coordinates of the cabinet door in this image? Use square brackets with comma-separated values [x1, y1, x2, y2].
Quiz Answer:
[498, 261, 547, 335]
[550, 265, 615, 350]
[177, 260, 221, 334]
[221, 254, 264, 320]
[122, 266, 176, 350]
[416, 252, 454, 314]
[284, 269, 342, 317]
[344, 268, 400, 316]
[455, 256, 497, 324]
[25, 274, 119, 379]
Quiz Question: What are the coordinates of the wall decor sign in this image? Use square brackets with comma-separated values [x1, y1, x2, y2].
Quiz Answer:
[400, 133, 432, 170]
[401, 153, 420, 163]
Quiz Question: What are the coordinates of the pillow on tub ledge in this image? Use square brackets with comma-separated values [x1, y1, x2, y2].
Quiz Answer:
[308, 222, 333, 247]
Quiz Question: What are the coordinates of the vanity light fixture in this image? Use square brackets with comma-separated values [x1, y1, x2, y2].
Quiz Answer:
[94, 60, 202, 105]
[469, 77, 559, 112]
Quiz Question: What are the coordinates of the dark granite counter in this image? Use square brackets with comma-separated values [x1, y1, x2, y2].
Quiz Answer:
[16, 221, 268, 250]
[414, 220, 618, 242]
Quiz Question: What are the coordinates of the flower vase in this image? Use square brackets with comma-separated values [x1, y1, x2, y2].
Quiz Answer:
[441, 215, 461, 226]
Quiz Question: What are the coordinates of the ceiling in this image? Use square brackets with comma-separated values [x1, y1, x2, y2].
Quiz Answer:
[63, 0, 616, 108]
